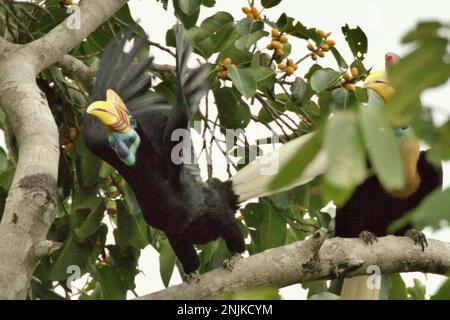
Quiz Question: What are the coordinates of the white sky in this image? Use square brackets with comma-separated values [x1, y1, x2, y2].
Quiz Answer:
[127, 0, 450, 300]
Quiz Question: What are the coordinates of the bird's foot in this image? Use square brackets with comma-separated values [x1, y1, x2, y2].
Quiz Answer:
[183, 271, 200, 284]
[223, 253, 243, 272]
[359, 230, 378, 245]
[405, 229, 428, 251]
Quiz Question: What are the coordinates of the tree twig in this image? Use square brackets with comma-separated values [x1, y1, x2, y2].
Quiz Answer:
[149, 40, 176, 58]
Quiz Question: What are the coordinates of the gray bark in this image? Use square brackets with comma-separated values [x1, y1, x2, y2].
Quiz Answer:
[136, 229, 450, 300]
[0, 0, 128, 300]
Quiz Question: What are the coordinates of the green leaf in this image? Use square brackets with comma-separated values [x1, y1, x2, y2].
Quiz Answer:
[341, 24, 368, 59]
[431, 276, 450, 300]
[291, 77, 308, 103]
[213, 87, 251, 129]
[407, 188, 450, 230]
[0, 167, 15, 190]
[331, 88, 353, 109]
[260, 204, 286, 250]
[173, 0, 201, 28]
[114, 201, 149, 249]
[262, 0, 282, 8]
[402, 21, 442, 44]
[235, 19, 264, 35]
[202, 0, 216, 7]
[96, 265, 126, 300]
[122, 182, 142, 215]
[75, 201, 106, 240]
[407, 278, 426, 300]
[48, 235, 91, 281]
[199, 239, 231, 272]
[72, 188, 100, 211]
[359, 106, 405, 190]
[385, 274, 408, 300]
[159, 239, 176, 287]
[275, 14, 321, 43]
[302, 281, 328, 298]
[75, 137, 101, 188]
[107, 245, 140, 290]
[310, 68, 341, 93]
[227, 66, 257, 98]
[258, 99, 285, 123]
[30, 279, 65, 300]
[323, 111, 366, 189]
[270, 129, 324, 191]
[95, 265, 126, 300]
[189, 12, 237, 58]
[246, 66, 276, 93]
[330, 47, 348, 70]
[235, 30, 268, 51]
[0, 147, 8, 172]
[322, 179, 354, 206]
[384, 38, 450, 126]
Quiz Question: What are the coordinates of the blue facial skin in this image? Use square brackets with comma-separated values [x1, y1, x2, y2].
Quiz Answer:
[394, 127, 408, 138]
[108, 118, 140, 166]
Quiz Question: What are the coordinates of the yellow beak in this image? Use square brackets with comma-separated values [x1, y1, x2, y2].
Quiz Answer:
[364, 71, 395, 102]
[86, 89, 131, 132]
[87, 100, 120, 127]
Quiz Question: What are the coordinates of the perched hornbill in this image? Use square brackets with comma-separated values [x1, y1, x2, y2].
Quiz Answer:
[83, 25, 322, 281]
[336, 53, 443, 299]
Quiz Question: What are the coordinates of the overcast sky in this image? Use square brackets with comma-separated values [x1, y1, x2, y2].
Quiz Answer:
[125, 0, 450, 299]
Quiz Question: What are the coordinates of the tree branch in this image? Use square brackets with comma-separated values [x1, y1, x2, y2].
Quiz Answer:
[29, 0, 128, 73]
[136, 229, 450, 300]
[58, 54, 97, 85]
[148, 40, 176, 57]
[0, 0, 129, 300]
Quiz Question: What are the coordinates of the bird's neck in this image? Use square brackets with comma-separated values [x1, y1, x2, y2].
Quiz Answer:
[390, 135, 421, 198]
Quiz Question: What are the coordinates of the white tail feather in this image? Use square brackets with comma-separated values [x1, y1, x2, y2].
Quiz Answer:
[231, 132, 327, 202]
[340, 276, 380, 300]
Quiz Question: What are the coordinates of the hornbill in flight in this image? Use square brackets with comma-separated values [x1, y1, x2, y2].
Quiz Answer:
[336, 53, 443, 299]
[83, 25, 322, 281]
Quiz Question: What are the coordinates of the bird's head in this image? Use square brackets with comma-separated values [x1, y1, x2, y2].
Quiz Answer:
[363, 52, 400, 102]
[86, 89, 140, 167]
[87, 89, 131, 133]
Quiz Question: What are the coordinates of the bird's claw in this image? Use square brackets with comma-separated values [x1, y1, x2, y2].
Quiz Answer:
[223, 253, 243, 272]
[405, 229, 428, 251]
[359, 230, 378, 245]
[183, 271, 200, 284]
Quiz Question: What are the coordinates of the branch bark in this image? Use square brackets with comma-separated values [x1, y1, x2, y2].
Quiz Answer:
[58, 54, 97, 85]
[0, 0, 128, 300]
[136, 229, 450, 300]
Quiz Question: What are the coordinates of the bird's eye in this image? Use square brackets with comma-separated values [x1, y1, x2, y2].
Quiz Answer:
[130, 117, 137, 129]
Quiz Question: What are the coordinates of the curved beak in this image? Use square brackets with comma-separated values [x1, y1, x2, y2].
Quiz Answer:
[364, 71, 395, 102]
[87, 101, 121, 127]
[86, 89, 131, 133]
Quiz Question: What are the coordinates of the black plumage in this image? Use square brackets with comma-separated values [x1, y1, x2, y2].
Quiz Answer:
[83, 26, 245, 276]
[335, 151, 443, 238]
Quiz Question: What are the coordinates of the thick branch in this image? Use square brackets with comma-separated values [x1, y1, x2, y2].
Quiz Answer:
[0, 0, 129, 300]
[136, 229, 450, 300]
[29, 0, 128, 72]
[58, 54, 97, 84]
